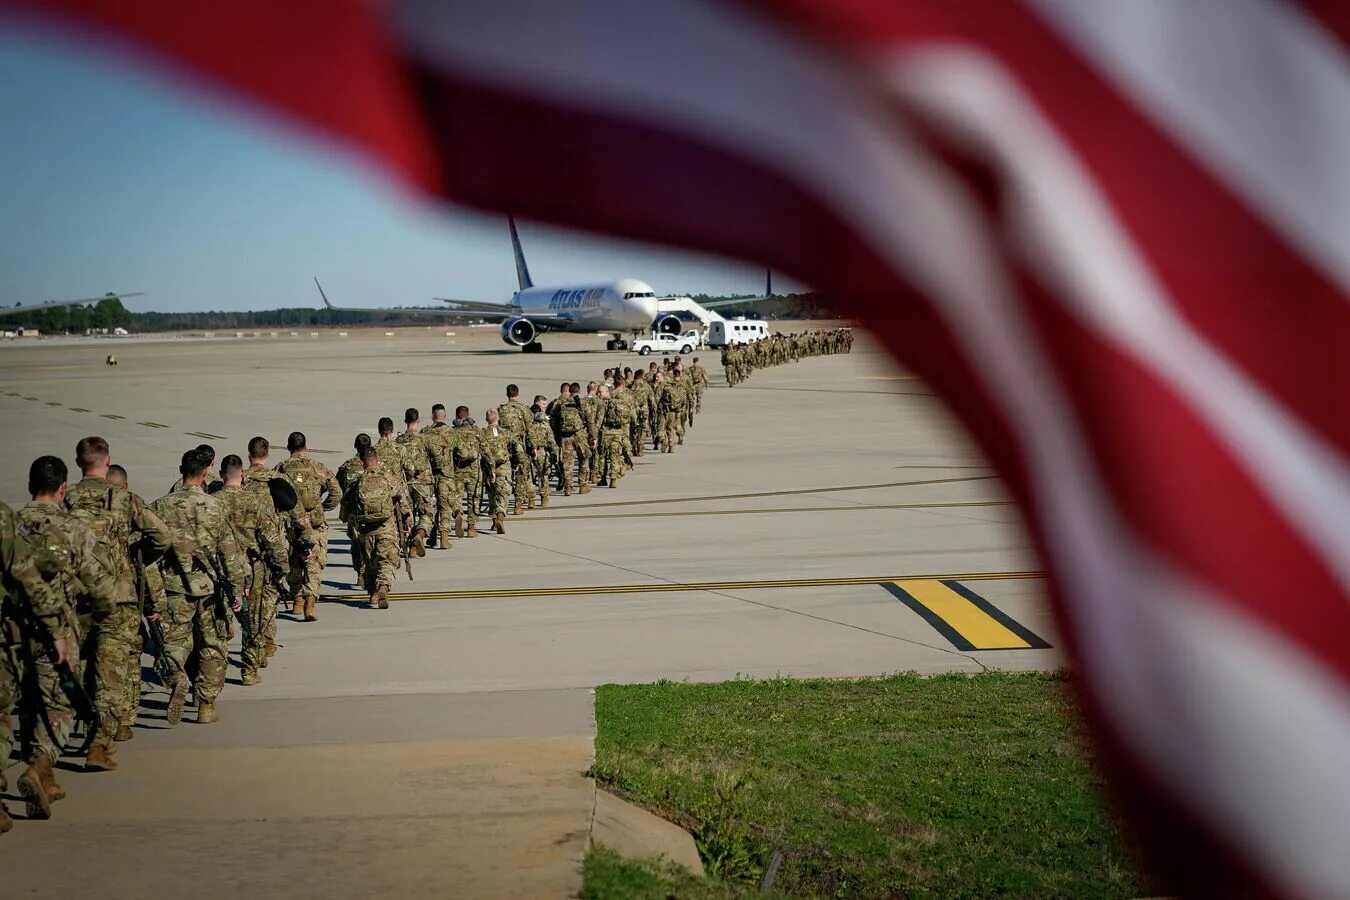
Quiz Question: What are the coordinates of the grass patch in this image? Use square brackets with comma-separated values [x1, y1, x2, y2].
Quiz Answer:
[582, 845, 762, 900]
[591, 672, 1148, 898]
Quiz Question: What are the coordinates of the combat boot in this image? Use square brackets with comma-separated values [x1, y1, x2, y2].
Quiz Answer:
[40, 756, 65, 802]
[437, 525, 449, 550]
[114, 724, 135, 742]
[465, 520, 479, 537]
[265, 641, 278, 658]
[454, 513, 465, 540]
[241, 669, 261, 686]
[17, 755, 52, 820]
[411, 529, 426, 557]
[304, 594, 319, 622]
[376, 588, 390, 610]
[167, 676, 188, 726]
[0, 801, 12, 834]
[492, 513, 506, 535]
[197, 701, 218, 725]
[84, 742, 117, 772]
[539, 490, 549, 507]
[579, 483, 591, 494]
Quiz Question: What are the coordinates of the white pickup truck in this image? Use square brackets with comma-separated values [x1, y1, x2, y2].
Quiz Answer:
[630, 331, 700, 356]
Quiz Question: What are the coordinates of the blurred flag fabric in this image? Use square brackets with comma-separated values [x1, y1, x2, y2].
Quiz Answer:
[4, 1, 1347, 896]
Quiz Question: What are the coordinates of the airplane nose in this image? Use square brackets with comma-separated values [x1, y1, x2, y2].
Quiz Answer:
[634, 296, 659, 322]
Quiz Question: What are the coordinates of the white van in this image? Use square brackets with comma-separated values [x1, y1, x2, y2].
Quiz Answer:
[707, 317, 768, 347]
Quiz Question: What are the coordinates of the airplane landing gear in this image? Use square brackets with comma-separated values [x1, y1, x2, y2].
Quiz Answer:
[605, 338, 628, 351]
[523, 341, 544, 353]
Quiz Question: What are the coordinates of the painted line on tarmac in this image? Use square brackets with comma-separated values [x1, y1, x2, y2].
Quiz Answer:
[185, 430, 229, 440]
[546, 474, 997, 511]
[527, 499, 1012, 522]
[69, 407, 90, 413]
[328, 570, 1042, 602]
[884, 580, 1051, 651]
[138, 421, 170, 429]
[101, 414, 125, 420]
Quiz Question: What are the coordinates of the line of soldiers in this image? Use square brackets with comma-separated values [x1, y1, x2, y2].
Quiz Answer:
[0, 353, 721, 828]
[330, 355, 712, 608]
[1, 432, 336, 830]
[722, 328, 853, 386]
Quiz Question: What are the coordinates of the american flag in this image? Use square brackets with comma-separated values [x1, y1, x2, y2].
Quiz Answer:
[4, 1, 1346, 895]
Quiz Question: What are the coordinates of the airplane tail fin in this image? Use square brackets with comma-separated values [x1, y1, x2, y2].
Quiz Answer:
[314, 277, 334, 309]
[508, 216, 534, 292]
[765, 268, 773, 297]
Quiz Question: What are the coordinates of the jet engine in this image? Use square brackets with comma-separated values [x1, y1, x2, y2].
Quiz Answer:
[653, 314, 682, 336]
[501, 316, 537, 347]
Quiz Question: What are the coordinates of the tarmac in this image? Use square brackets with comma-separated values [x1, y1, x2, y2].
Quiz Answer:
[0, 324, 1054, 897]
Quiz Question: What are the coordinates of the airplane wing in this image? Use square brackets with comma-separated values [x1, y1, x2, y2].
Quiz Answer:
[690, 294, 774, 310]
[315, 279, 573, 328]
[0, 291, 145, 318]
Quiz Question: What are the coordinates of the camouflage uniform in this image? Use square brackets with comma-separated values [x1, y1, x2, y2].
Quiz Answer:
[655, 379, 679, 451]
[689, 362, 709, 414]
[215, 485, 288, 679]
[527, 411, 558, 507]
[421, 423, 458, 546]
[479, 422, 512, 524]
[629, 375, 653, 455]
[0, 502, 66, 813]
[336, 452, 367, 575]
[449, 421, 484, 535]
[274, 453, 338, 617]
[550, 397, 590, 495]
[396, 428, 437, 545]
[497, 398, 535, 514]
[64, 477, 176, 751]
[14, 502, 116, 769]
[244, 464, 312, 635]
[599, 391, 633, 486]
[582, 394, 604, 483]
[340, 468, 401, 599]
[152, 484, 248, 710]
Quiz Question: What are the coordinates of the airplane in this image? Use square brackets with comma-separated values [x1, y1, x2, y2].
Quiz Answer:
[315, 218, 771, 352]
[0, 291, 145, 318]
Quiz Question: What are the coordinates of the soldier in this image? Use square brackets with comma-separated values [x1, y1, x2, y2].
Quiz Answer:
[582, 381, 603, 484]
[338, 434, 374, 579]
[216, 455, 288, 685]
[244, 437, 313, 644]
[629, 369, 652, 456]
[479, 409, 512, 534]
[64, 436, 177, 769]
[14, 456, 117, 819]
[0, 500, 67, 834]
[597, 384, 631, 488]
[497, 384, 535, 516]
[339, 445, 400, 609]
[689, 357, 709, 417]
[527, 399, 558, 507]
[551, 387, 589, 496]
[152, 448, 249, 725]
[275, 432, 338, 623]
[423, 404, 457, 548]
[450, 406, 483, 537]
[396, 408, 436, 555]
[654, 370, 678, 452]
[375, 417, 414, 545]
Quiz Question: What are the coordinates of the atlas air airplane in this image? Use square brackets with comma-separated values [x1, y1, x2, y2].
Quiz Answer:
[316, 218, 770, 352]
[318, 218, 661, 352]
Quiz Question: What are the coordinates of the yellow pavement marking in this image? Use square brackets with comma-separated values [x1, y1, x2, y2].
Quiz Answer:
[885, 580, 1050, 651]
[325, 570, 1042, 603]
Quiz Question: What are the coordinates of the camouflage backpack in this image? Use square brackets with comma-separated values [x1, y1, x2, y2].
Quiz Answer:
[559, 400, 584, 436]
[65, 483, 127, 549]
[348, 473, 393, 525]
[603, 399, 626, 428]
[278, 458, 322, 511]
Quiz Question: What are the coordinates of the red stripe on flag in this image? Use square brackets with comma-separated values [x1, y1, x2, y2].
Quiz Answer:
[1298, 0, 1350, 52]
[732, 0, 1350, 458]
[0, 0, 442, 194]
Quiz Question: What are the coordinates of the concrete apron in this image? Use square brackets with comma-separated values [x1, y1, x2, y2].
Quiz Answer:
[1, 689, 597, 900]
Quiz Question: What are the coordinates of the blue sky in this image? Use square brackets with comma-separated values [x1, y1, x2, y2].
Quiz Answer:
[0, 23, 797, 312]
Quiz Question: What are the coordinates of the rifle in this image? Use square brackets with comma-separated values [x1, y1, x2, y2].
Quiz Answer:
[395, 497, 413, 581]
[7, 597, 99, 757]
[134, 550, 185, 686]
